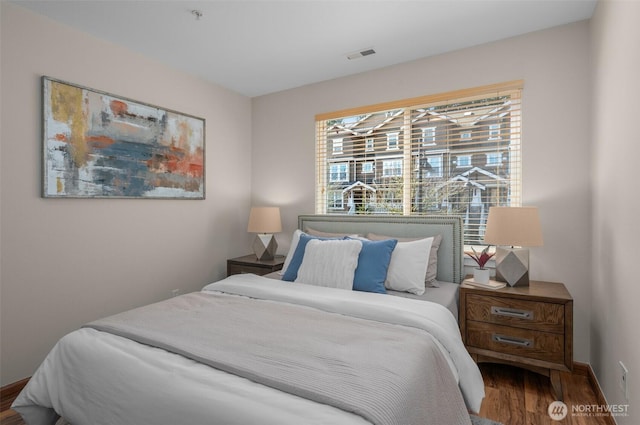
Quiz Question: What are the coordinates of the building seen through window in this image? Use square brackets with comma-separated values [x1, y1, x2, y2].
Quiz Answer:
[315, 81, 522, 245]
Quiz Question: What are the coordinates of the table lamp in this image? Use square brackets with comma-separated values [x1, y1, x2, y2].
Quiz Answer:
[247, 207, 282, 261]
[483, 206, 543, 287]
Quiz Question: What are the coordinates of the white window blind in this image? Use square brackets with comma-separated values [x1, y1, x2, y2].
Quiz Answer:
[315, 81, 523, 245]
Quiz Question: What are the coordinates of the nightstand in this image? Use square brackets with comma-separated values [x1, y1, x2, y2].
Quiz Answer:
[459, 280, 573, 400]
[227, 254, 285, 277]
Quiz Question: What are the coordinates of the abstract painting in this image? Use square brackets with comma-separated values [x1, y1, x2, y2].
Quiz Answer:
[42, 77, 205, 198]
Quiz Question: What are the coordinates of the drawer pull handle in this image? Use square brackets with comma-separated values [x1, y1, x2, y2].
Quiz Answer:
[491, 306, 533, 320]
[492, 334, 532, 347]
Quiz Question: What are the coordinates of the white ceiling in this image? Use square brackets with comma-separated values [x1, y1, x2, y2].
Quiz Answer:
[12, 0, 597, 97]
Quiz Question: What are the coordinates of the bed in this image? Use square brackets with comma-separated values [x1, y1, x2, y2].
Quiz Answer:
[13, 214, 484, 425]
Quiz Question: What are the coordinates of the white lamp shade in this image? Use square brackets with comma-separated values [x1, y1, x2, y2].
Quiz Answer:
[484, 206, 543, 247]
[247, 207, 282, 234]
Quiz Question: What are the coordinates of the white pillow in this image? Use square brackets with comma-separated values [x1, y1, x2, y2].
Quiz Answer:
[280, 229, 303, 275]
[385, 237, 433, 295]
[295, 239, 362, 290]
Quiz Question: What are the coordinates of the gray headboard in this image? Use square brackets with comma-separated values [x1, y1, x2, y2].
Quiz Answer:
[298, 215, 464, 284]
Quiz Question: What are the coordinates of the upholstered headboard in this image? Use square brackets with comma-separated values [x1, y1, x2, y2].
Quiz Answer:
[297, 215, 464, 284]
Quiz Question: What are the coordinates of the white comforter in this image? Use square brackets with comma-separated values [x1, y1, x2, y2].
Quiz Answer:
[13, 274, 484, 425]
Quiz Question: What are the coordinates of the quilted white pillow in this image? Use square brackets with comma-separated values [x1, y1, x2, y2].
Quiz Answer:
[295, 239, 362, 290]
[385, 237, 434, 295]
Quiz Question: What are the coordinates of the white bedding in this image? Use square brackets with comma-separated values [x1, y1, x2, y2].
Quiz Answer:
[264, 271, 460, 318]
[13, 274, 484, 425]
[387, 281, 460, 318]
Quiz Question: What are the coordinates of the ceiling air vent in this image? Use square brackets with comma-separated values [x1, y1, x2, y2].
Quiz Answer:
[347, 48, 376, 60]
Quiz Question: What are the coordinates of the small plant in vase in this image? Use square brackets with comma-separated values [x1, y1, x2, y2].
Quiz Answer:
[466, 246, 494, 284]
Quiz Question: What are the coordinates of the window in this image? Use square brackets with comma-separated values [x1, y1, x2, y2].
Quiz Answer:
[424, 155, 442, 177]
[332, 138, 343, 155]
[489, 124, 501, 139]
[327, 190, 343, 209]
[386, 133, 399, 150]
[486, 152, 502, 166]
[315, 81, 523, 245]
[422, 127, 436, 146]
[365, 138, 374, 151]
[382, 159, 402, 177]
[329, 162, 349, 182]
[457, 154, 472, 168]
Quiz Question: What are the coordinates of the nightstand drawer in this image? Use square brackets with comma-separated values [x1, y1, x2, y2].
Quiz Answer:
[466, 294, 564, 333]
[466, 321, 564, 364]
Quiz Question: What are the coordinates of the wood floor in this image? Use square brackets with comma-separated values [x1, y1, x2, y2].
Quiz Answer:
[1, 363, 614, 425]
[478, 363, 612, 425]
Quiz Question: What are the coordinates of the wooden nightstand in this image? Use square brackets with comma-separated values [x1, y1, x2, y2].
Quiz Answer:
[459, 280, 573, 400]
[227, 254, 285, 277]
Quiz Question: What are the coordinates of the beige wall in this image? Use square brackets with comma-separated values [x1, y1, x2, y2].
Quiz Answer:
[590, 1, 639, 420]
[252, 22, 593, 364]
[0, 3, 253, 385]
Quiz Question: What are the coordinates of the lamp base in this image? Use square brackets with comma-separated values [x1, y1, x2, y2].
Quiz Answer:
[253, 234, 277, 261]
[495, 247, 530, 287]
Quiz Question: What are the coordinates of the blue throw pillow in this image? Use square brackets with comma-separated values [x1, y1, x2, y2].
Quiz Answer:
[282, 233, 340, 281]
[349, 238, 398, 294]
